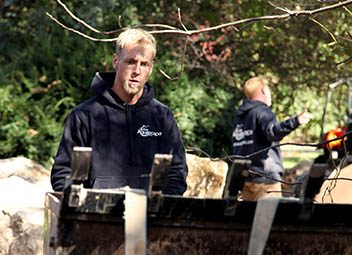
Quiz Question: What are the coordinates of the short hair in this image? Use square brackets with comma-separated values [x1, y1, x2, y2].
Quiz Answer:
[243, 77, 268, 99]
[115, 28, 157, 59]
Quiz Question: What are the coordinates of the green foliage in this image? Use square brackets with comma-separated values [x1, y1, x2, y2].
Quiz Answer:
[0, 82, 63, 168]
[1, 0, 352, 166]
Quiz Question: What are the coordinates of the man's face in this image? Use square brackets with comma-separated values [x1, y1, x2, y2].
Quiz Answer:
[113, 43, 154, 97]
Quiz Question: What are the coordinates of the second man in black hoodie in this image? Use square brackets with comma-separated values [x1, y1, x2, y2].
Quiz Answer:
[232, 76, 311, 201]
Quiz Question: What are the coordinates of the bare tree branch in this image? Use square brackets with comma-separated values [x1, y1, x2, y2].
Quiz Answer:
[55, 0, 105, 34]
[348, 30, 352, 39]
[117, 15, 123, 29]
[46, 0, 352, 77]
[309, 17, 338, 44]
[47, 0, 352, 41]
[45, 12, 117, 42]
[53, 0, 179, 35]
[56, 0, 173, 34]
[177, 8, 188, 32]
[343, 5, 352, 16]
[268, 1, 293, 13]
[336, 56, 352, 65]
[159, 69, 180, 81]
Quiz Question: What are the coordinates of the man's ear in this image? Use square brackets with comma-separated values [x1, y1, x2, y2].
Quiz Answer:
[261, 84, 268, 95]
[260, 86, 266, 95]
[149, 62, 154, 76]
[112, 53, 118, 70]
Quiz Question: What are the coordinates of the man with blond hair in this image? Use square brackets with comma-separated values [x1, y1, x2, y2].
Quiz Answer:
[232, 77, 311, 201]
[51, 28, 188, 195]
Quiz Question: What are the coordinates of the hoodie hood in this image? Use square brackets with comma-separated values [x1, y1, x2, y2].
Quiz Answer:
[237, 99, 267, 116]
[90, 72, 154, 109]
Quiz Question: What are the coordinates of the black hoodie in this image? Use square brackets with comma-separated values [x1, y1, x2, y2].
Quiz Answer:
[51, 72, 188, 194]
[232, 99, 299, 183]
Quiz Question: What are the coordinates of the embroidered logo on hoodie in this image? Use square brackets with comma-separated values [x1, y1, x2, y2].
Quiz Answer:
[137, 125, 162, 137]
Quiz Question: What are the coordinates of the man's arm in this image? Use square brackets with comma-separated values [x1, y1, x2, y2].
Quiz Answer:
[51, 110, 88, 191]
[257, 108, 300, 142]
[265, 110, 312, 142]
[160, 111, 188, 195]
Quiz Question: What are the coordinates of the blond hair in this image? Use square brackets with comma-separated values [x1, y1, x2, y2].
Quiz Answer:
[115, 28, 157, 59]
[243, 77, 268, 99]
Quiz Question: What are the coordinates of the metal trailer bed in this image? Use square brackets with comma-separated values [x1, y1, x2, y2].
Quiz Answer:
[44, 189, 352, 255]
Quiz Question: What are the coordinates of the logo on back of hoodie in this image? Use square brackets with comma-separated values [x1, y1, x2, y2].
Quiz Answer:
[137, 125, 162, 137]
[232, 124, 254, 147]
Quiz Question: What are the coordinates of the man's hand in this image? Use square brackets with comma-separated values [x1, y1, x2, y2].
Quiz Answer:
[297, 111, 312, 125]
